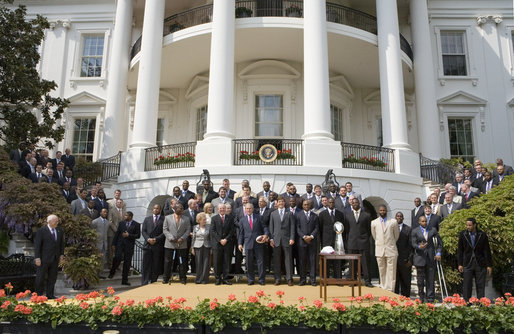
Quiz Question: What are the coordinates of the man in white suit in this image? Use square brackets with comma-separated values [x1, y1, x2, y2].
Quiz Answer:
[371, 205, 399, 291]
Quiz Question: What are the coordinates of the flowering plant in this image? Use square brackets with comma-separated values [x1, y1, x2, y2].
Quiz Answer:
[285, 4, 302, 17]
[343, 154, 387, 168]
[154, 152, 195, 166]
[1, 285, 513, 333]
[239, 149, 295, 161]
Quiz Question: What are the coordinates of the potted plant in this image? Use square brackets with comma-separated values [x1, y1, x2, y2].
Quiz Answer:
[285, 4, 302, 17]
[235, 7, 252, 18]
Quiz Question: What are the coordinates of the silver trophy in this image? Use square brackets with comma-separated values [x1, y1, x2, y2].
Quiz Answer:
[334, 222, 345, 254]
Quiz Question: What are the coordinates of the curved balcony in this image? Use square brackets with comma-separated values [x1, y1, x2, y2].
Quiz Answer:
[130, 1, 413, 61]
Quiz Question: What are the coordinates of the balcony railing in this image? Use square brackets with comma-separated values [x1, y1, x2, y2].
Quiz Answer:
[145, 142, 196, 171]
[341, 142, 395, 172]
[130, 1, 413, 61]
[234, 139, 303, 166]
[419, 154, 457, 185]
[82, 151, 122, 188]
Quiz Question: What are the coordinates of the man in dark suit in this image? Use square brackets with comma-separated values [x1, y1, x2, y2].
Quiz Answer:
[61, 182, 77, 204]
[440, 193, 463, 219]
[495, 165, 508, 183]
[256, 181, 272, 199]
[412, 206, 441, 232]
[222, 178, 236, 199]
[238, 203, 269, 285]
[411, 197, 424, 226]
[34, 214, 64, 299]
[320, 198, 346, 278]
[30, 164, 49, 183]
[166, 186, 186, 211]
[312, 185, 324, 211]
[411, 215, 442, 303]
[211, 203, 235, 285]
[453, 173, 464, 195]
[256, 196, 273, 273]
[58, 169, 77, 187]
[80, 200, 100, 221]
[108, 211, 141, 285]
[51, 151, 63, 170]
[235, 185, 258, 209]
[61, 148, 75, 171]
[460, 183, 478, 208]
[296, 200, 319, 286]
[457, 218, 492, 301]
[344, 198, 373, 287]
[200, 180, 218, 204]
[480, 171, 499, 195]
[269, 196, 295, 286]
[141, 204, 165, 285]
[180, 180, 196, 208]
[493, 158, 513, 178]
[394, 212, 413, 297]
[183, 198, 199, 272]
[9, 142, 25, 163]
[334, 186, 350, 212]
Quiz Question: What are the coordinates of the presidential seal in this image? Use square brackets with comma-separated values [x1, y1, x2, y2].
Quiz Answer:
[258, 144, 278, 163]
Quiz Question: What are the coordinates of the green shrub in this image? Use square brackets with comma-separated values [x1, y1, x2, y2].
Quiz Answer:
[439, 175, 514, 292]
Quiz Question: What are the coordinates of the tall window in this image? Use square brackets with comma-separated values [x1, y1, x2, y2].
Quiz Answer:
[448, 118, 474, 162]
[440, 31, 467, 76]
[330, 104, 343, 141]
[156, 118, 165, 146]
[255, 95, 283, 137]
[196, 105, 207, 141]
[72, 118, 96, 161]
[81, 35, 104, 77]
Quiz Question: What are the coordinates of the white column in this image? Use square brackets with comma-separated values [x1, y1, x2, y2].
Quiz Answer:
[195, 0, 235, 166]
[376, 0, 410, 150]
[302, 0, 332, 140]
[410, 0, 441, 159]
[129, 0, 165, 149]
[101, 0, 133, 158]
[302, 0, 341, 167]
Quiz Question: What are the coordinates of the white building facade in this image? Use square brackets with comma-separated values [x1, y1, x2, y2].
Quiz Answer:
[17, 0, 514, 223]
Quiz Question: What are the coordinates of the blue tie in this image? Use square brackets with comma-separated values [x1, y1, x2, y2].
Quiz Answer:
[470, 233, 475, 248]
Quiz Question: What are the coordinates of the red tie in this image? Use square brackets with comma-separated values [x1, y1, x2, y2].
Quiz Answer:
[249, 215, 253, 230]
[221, 215, 225, 224]
[466, 194, 469, 201]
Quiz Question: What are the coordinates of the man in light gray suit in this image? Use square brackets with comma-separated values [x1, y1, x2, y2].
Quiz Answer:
[269, 196, 295, 286]
[211, 187, 234, 214]
[70, 189, 88, 216]
[162, 203, 191, 284]
[91, 208, 110, 271]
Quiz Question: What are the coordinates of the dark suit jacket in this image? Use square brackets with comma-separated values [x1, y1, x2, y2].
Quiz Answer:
[202, 190, 218, 204]
[396, 224, 413, 264]
[61, 154, 75, 170]
[238, 214, 269, 250]
[412, 214, 441, 232]
[295, 211, 319, 248]
[411, 206, 424, 226]
[411, 226, 442, 267]
[312, 196, 324, 210]
[19, 161, 32, 178]
[493, 165, 513, 178]
[226, 189, 236, 199]
[235, 196, 258, 210]
[112, 220, 141, 256]
[179, 190, 196, 208]
[94, 197, 109, 213]
[210, 214, 235, 249]
[182, 209, 199, 228]
[457, 229, 492, 268]
[141, 215, 165, 250]
[51, 158, 63, 171]
[34, 225, 65, 264]
[30, 173, 49, 183]
[61, 189, 77, 204]
[461, 191, 479, 208]
[58, 177, 77, 187]
[80, 208, 99, 220]
[319, 208, 345, 248]
[480, 179, 499, 194]
[256, 207, 272, 227]
[9, 149, 21, 163]
[344, 209, 371, 250]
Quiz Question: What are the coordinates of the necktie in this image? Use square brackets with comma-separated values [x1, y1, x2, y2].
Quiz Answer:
[470, 233, 475, 248]
[51, 228, 56, 241]
[279, 210, 284, 221]
[37, 173, 41, 179]
[249, 215, 253, 230]
[423, 228, 428, 240]
[447, 204, 452, 214]
[103, 218, 106, 225]
[190, 210, 195, 220]
[126, 221, 130, 229]
[466, 194, 469, 201]
[381, 218, 386, 232]
[305, 212, 309, 220]
[118, 209, 122, 218]
[330, 210, 334, 219]
[153, 215, 157, 228]
[221, 215, 225, 224]
[354, 210, 359, 222]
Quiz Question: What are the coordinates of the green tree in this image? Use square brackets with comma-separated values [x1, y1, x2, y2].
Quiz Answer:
[439, 175, 514, 292]
[0, 0, 68, 151]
